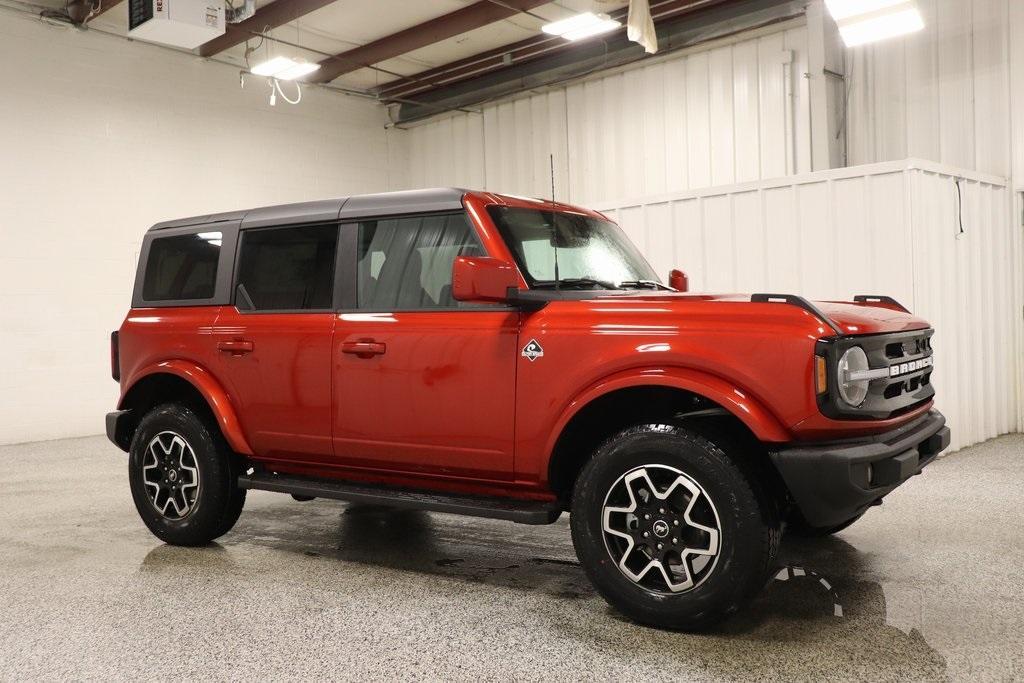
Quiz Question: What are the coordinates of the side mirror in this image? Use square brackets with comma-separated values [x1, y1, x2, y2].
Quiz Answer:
[668, 269, 689, 292]
[452, 256, 519, 303]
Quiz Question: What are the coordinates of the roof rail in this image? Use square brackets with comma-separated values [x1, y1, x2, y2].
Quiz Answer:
[750, 293, 844, 336]
[853, 295, 909, 313]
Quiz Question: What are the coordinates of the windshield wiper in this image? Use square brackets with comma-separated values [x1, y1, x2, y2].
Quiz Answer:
[533, 277, 621, 290]
[617, 279, 674, 291]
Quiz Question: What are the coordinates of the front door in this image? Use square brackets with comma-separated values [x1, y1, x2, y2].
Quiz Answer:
[332, 212, 519, 481]
[212, 223, 338, 462]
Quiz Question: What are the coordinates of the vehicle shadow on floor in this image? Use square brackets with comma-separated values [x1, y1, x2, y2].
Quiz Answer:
[143, 501, 947, 679]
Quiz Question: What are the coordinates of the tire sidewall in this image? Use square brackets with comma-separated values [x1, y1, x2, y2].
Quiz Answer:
[571, 425, 774, 629]
[129, 404, 231, 545]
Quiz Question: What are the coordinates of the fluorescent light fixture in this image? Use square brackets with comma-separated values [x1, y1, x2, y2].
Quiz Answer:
[542, 12, 621, 41]
[826, 0, 924, 47]
[825, 0, 904, 21]
[251, 56, 294, 77]
[250, 56, 321, 80]
[275, 61, 321, 80]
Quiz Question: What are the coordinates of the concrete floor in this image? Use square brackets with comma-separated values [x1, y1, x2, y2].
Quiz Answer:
[1, 435, 1022, 681]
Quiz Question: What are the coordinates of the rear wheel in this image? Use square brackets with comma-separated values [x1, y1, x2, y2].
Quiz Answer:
[129, 403, 246, 546]
[570, 424, 780, 630]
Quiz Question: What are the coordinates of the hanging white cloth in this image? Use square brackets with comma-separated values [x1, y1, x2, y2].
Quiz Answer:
[627, 0, 659, 54]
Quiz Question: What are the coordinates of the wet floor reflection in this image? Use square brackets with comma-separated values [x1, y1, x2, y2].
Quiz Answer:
[142, 502, 949, 680]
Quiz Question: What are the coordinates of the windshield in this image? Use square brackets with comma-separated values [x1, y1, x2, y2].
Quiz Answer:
[487, 206, 660, 289]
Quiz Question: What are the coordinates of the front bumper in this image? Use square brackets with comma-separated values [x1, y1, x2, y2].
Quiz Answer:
[770, 409, 950, 528]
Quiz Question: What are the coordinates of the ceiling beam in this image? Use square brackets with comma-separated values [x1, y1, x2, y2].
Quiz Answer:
[377, 0, 728, 101]
[197, 0, 340, 58]
[307, 0, 549, 84]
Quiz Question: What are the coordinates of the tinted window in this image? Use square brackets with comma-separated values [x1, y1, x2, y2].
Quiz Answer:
[237, 225, 338, 311]
[142, 232, 221, 301]
[357, 213, 483, 310]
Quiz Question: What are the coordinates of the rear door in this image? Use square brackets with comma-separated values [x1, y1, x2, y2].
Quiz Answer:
[331, 212, 519, 481]
[212, 224, 338, 462]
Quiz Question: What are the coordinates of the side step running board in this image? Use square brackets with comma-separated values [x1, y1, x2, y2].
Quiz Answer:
[238, 472, 564, 525]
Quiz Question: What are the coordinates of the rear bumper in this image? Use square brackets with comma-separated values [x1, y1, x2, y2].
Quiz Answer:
[106, 410, 132, 452]
[770, 410, 950, 528]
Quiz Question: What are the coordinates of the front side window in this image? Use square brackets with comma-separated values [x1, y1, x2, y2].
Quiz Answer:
[487, 207, 659, 290]
[236, 225, 338, 311]
[356, 212, 484, 309]
[142, 232, 221, 301]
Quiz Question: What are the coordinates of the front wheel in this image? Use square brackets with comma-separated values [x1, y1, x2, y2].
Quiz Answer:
[570, 424, 780, 630]
[128, 403, 246, 546]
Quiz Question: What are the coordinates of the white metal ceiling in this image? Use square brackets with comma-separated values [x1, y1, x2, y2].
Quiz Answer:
[87, 0, 630, 90]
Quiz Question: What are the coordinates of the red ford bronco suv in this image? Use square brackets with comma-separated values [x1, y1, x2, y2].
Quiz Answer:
[107, 188, 949, 629]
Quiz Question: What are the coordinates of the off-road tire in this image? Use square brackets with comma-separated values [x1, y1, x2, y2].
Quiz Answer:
[129, 403, 246, 546]
[570, 424, 780, 630]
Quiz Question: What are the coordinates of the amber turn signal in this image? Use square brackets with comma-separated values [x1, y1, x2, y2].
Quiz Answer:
[815, 355, 828, 394]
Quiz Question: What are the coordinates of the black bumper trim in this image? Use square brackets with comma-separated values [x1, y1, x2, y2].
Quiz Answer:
[106, 410, 132, 452]
[771, 410, 950, 528]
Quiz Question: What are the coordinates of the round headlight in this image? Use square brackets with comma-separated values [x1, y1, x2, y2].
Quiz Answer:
[837, 346, 870, 406]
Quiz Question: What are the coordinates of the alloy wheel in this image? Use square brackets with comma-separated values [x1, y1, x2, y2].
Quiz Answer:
[601, 464, 721, 594]
[142, 431, 201, 519]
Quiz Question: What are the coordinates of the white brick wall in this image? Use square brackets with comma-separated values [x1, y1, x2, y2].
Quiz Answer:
[0, 14, 397, 444]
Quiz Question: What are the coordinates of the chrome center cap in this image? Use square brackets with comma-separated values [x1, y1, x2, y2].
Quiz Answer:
[652, 519, 670, 538]
[167, 470, 178, 482]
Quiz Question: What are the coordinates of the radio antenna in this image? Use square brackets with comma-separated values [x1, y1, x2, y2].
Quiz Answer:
[550, 153, 560, 289]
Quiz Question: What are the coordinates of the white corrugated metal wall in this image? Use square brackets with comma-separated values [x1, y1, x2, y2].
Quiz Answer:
[395, 20, 811, 205]
[595, 160, 1022, 452]
[846, 0, 1023, 182]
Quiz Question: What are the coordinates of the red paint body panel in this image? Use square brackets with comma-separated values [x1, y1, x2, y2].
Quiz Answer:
[114, 190, 937, 501]
[211, 307, 335, 461]
[331, 310, 519, 481]
[116, 307, 254, 456]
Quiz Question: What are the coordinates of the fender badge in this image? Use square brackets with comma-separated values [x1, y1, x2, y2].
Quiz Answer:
[522, 339, 544, 362]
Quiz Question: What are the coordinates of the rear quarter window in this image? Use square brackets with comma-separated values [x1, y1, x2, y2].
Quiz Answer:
[142, 232, 222, 301]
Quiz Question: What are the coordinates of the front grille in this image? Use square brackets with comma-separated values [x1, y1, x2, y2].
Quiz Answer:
[817, 328, 936, 420]
[885, 336, 931, 359]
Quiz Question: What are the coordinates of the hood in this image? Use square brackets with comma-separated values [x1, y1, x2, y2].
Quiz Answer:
[567, 291, 931, 337]
[812, 300, 930, 335]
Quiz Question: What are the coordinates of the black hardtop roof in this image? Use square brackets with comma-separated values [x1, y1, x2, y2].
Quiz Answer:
[148, 187, 471, 232]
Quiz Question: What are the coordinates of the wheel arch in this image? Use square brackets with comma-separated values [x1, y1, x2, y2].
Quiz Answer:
[544, 369, 791, 502]
[118, 361, 253, 455]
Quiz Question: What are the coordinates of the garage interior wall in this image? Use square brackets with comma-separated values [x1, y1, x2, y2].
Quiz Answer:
[0, 14, 394, 445]
[393, 20, 812, 206]
[846, 0, 1024, 184]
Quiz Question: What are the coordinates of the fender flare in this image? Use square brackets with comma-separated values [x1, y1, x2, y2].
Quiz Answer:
[544, 366, 791, 464]
[121, 360, 254, 456]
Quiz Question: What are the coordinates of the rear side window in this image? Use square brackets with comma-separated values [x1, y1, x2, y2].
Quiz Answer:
[236, 224, 338, 311]
[142, 232, 221, 301]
